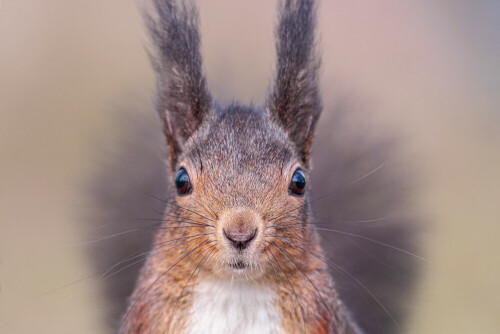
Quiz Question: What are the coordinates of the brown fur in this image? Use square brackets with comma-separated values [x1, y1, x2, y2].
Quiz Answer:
[120, 0, 363, 333]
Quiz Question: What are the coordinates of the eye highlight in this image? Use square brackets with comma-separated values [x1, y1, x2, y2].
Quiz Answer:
[290, 169, 306, 196]
[175, 168, 192, 195]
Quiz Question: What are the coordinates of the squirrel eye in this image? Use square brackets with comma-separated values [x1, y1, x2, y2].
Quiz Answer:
[175, 168, 192, 195]
[290, 169, 306, 196]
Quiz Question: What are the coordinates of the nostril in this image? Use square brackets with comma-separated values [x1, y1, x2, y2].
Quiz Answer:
[223, 228, 257, 250]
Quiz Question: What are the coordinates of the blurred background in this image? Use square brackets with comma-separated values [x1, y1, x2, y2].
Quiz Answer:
[1, 0, 499, 333]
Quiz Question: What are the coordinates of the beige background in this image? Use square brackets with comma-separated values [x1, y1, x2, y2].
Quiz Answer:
[1, 0, 499, 333]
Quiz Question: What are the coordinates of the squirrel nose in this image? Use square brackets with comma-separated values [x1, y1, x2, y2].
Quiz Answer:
[223, 227, 257, 250]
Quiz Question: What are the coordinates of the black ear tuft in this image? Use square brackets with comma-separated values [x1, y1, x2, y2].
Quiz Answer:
[142, 0, 211, 170]
[267, 0, 321, 165]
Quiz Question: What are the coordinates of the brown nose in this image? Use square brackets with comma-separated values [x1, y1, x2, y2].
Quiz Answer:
[223, 227, 257, 250]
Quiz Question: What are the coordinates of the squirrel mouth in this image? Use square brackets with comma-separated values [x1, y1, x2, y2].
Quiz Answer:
[229, 261, 247, 270]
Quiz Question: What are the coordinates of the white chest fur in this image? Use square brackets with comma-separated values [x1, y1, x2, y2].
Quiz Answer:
[185, 279, 282, 334]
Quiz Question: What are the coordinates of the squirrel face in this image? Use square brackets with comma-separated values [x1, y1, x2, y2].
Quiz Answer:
[169, 106, 311, 279]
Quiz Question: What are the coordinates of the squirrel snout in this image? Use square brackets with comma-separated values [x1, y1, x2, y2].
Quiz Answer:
[223, 227, 257, 250]
[220, 208, 261, 251]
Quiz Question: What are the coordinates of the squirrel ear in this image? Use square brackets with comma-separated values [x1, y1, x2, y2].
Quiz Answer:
[143, 0, 211, 169]
[267, 0, 321, 165]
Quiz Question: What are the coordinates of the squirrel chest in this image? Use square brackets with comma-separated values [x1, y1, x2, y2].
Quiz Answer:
[185, 279, 282, 334]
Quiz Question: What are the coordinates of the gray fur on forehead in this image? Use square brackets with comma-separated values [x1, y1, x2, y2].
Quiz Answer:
[182, 104, 298, 176]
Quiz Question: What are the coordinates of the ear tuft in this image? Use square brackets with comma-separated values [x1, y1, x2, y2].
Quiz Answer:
[267, 0, 321, 165]
[142, 0, 211, 169]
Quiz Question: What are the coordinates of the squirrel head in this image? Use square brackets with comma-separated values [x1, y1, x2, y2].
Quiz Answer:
[170, 104, 315, 278]
[143, 0, 321, 279]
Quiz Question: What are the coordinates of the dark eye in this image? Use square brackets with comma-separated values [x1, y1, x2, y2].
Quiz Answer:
[290, 169, 306, 196]
[175, 168, 192, 195]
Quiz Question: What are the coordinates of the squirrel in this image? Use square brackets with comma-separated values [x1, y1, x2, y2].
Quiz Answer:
[120, 0, 362, 332]
[97, 0, 419, 333]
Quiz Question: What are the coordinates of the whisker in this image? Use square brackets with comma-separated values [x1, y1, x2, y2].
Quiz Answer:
[263, 250, 282, 333]
[268, 161, 388, 222]
[192, 249, 216, 292]
[36, 273, 97, 298]
[94, 218, 162, 231]
[73, 225, 210, 247]
[269, 241, 339, 334]
[269, 234, 399, 327]
[100, 234, 213, 282]
[169, 246, 215, 328]
[348, 160, 387, 185]
[163, 213, 215, 227]
[40, 233, 212, 300]
[271, 225, 426, 261]
[120, 240, 212, 328]
[192, 197, 219, 220]
[265, 242, 306, 332]
[266, 216, 391, 230]
[93, 214, 213, 233]
[131, 186, 215, 222]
